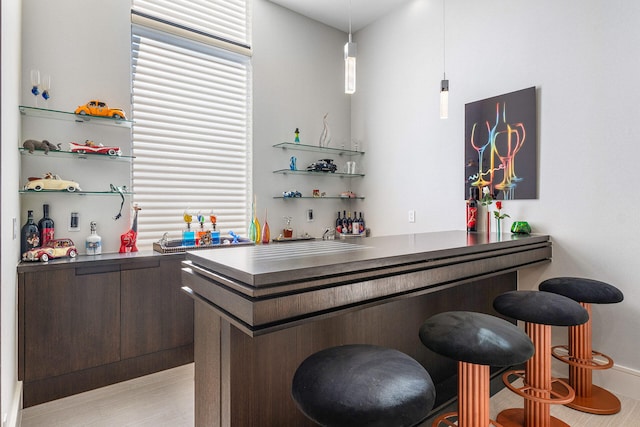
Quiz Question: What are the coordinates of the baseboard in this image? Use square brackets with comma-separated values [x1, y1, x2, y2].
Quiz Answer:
[5, 381, 22, 427]
[552, 361, 640, 400]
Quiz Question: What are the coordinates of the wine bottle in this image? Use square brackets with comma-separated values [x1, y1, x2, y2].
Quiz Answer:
[347, 211, 353, 234]
[342, 210, 348, 234]
[21, 210, 40, 256]
[352, 211, 360, 235]
[335, 211, 342, 234]
[86, 221, 102, 255]
[38, 204, 54, 247]
[359, 212, 365, 233]
[466, 187, 479, 232]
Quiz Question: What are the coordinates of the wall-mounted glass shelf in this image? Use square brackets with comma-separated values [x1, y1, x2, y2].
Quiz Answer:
[19, 147, 134, 161]
[273, 169, 364, 177]
[274, 196, 365, 200]
[19, 105, 133, 128]
[19, 189, 133, 196]
[273, 142, 364, 156]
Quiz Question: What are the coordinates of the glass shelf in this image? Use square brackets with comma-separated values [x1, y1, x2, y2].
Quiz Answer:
[273, 169, 364, 177]
[274, 196, 365, 200]
[273, 142, 364, 156]
[19, 147, 134, 161]
[19, 105, 133, 128]
[19, 189, 133, 196]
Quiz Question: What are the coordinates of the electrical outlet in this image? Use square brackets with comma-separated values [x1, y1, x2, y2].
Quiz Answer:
[408, 209, 415, 223]
[307, 209, 314, 222]
[69, 212, 80, 232]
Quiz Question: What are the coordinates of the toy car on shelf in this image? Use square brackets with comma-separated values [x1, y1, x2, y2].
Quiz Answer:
[22, 238, 78, 262]
[283, 190, 302, 198]
[306, 158, 337, 173]
[24, 172, 81, 192]
[69, 140, 122, 156]
[74, 100, 127, 120]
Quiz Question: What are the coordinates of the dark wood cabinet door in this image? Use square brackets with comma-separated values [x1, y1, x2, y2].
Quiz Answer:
[23, 268, 121, 381]
[121, 257, 193, 359]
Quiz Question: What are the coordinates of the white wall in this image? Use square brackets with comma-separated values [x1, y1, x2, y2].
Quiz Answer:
[352, 0, 640, 395]
[1, 2, 23, 425]
[253, 0, 356, 239]
[20, 0, 132, 254]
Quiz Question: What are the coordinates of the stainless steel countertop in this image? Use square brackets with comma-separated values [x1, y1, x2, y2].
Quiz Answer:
[185, 231, 550, 287]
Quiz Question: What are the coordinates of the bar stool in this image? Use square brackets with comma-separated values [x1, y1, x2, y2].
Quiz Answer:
[291, 344, 436, 427]
[539, 277, 623, 414]
[493, 291, 589, 427]
[419, 311, 535, 427]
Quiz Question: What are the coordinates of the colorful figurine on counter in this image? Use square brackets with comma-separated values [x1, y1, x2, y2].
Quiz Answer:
[290, 156, 297, 171]
[119, 205, 140, 253]
[294, 128, 300, 143]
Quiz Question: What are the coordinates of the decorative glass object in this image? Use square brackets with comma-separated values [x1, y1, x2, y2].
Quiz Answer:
[511, 221, 531, 234]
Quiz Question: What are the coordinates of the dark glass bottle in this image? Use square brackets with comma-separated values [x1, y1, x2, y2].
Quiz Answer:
[21, 210, 40, 256]
[335, 211, 342, 233]
[341, 210, 348, 234]
[359, 212, 365, 233]
[347, 211, 353, 234]
[38, 204, 55, 247]
[466, 187, 479, 232]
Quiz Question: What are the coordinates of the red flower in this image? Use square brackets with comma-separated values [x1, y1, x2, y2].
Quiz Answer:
[496, 201, 502, 210]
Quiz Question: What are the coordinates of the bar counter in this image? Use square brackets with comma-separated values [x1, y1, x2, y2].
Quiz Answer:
[182, 231, 551, 426]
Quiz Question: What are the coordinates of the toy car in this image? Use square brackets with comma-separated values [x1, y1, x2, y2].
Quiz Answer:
[24, 172, 81, 192]
[69, 140, 121, 156]
[75, 100, 127, 120]
[22, 238, 78, 262]
[306, 158, 337, 173]
[283, 190, 302, 198]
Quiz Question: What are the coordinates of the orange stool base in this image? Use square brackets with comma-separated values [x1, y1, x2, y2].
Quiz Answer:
[496, 408, 569, 427]
[552, 378, 621, 415]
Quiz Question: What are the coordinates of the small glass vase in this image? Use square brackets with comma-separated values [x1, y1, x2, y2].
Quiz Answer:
[495, 217, 502, 239]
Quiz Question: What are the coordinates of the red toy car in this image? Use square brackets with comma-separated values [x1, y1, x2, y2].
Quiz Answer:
[69, 140, 122, 156]
[22, 238, 78, 262]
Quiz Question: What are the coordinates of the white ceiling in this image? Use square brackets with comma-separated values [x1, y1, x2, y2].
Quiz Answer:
[267, 0, 415, 32]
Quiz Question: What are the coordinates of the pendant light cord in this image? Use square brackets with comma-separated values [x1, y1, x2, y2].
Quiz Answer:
[442, 0, 446, 80]
[348, 0, 353, 42]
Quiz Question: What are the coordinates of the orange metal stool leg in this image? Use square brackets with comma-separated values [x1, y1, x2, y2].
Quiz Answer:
[433, 362, 501, 427]
[551, 303, 621, 414]
[497, 323, 574, 427]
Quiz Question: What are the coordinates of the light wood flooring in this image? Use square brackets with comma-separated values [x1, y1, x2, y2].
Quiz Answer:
[20, 363, 638, 426]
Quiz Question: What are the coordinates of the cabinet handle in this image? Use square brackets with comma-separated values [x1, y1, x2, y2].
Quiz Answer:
[76, 265, 120, 276]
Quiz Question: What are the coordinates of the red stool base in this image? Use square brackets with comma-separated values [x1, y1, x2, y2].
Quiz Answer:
[496, 408, 569, 427]
[552, 378, 621, 415]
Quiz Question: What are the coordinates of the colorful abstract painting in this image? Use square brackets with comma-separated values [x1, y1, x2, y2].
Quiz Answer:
[464, 87, 537, 200]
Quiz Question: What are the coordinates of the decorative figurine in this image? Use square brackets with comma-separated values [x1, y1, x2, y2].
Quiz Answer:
[319, 113, 331, 147]
[290, 156, 297, 170]
[22, 139, 61, 154]
[75, 100, 127, 120]
[23, 238, 77, 262]
[24, 172, 81, 192]
[283, 216, 293, 238]
[119, 205, 140, 253]
[294, 128, 300, 143]
[69, 140, 121, 156]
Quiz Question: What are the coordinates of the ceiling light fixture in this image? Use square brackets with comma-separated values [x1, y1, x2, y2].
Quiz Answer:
[439, 0, 448, 119]
[345, 0, 356, 94]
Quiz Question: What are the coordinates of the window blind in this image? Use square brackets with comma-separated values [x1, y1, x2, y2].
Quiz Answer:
[132, 0, 251, 55]
[131, 12, 251, 249]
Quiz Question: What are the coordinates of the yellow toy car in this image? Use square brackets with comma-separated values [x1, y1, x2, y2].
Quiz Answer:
[24, 172, 81, 192]
[75, 100, 126, 120]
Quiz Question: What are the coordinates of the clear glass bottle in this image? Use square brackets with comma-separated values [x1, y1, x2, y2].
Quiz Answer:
[86, 221, 102, 255]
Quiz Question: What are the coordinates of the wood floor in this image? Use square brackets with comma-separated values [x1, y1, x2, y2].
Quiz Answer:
[20, 363, 638, 426]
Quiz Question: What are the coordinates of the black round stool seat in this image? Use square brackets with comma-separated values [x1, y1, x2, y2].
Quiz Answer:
[539, 277, 624, 304]
[493, 290, 589, 326]
[291, 344, 435, 427]
[419, 311, 534, 366]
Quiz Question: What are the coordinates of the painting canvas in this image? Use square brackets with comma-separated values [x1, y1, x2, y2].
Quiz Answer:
[464, 87, 537, 200]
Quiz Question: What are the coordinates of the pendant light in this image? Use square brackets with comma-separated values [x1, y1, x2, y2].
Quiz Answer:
[345, 0, 356, 94]
[439, 0, 448, 119]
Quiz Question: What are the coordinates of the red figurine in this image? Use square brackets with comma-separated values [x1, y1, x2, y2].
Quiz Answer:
[120, 205, 141, 253]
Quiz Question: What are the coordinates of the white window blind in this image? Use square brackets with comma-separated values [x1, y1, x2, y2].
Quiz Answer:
[131, 4, 251, 250]
[132, 0, 251, 56]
